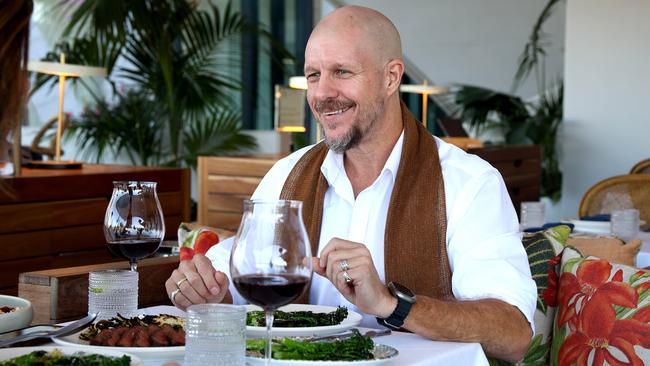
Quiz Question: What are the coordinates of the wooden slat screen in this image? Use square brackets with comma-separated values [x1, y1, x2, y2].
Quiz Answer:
[198, 156, 278, 231]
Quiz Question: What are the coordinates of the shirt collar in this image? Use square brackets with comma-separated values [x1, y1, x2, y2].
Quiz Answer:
[320, 130, 405, 187]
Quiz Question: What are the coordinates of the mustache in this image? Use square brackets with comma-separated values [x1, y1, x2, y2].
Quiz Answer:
[314, 98, 354, 113]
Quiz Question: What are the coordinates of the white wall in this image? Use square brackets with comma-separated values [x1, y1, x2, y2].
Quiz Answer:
[561, 0, 650, 218]
[324, 0, 566, 99]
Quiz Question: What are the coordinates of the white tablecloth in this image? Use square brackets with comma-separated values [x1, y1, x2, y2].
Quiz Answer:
[635, 231, 650, 268]
[54, 305, 488, 366]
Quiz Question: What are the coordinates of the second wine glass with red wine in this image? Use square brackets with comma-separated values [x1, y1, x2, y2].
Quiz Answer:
[104, 181, 165, 271]
[230, 199, 312, 364]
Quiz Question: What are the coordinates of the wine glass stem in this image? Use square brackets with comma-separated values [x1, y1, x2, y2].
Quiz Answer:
[265, 309, 274, 365]
[130, 260, 137, 272]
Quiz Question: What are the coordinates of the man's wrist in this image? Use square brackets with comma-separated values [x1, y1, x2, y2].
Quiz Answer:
[377, 288, 399, 318]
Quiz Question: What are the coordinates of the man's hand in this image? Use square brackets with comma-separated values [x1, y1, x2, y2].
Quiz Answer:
[165, 253, 231, 310]
[313, 238, 396, 318]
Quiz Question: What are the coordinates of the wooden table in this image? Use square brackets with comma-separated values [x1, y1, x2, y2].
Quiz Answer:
[18, 255, 179, 324]
[0, 164, 190, 295]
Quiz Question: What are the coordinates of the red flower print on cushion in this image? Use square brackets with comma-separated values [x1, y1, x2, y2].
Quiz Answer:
[558, 290, 650, 366]
[557, 259, 636, 327]
[543, 254, 562, 307]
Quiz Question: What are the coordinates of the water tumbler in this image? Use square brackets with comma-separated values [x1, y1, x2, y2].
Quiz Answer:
[610, 209, 640, 241]
[88, 269, 138, 320]
[520, 201, 546, 229]
[185, 304, 247, 366]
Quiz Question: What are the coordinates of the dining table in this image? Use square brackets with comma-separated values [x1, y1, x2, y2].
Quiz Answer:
[32, 305, 489, 366]
[635, 231, 650, 268]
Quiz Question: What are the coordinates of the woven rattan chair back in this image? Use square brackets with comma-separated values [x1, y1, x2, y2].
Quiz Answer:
[579, 174, 650, 230]
[631, 158, 650, 174]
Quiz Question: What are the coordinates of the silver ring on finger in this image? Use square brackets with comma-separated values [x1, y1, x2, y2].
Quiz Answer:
[340, 259, 349, 272]
[170, 288, 181, 307]
[176, 277, 189, 288]
[342, 271, 353, 284]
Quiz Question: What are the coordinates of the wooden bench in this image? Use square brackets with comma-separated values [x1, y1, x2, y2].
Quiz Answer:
[0, 164, 190, 296]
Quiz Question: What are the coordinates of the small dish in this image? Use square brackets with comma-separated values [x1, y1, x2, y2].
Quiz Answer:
[0, 295, 33, 334]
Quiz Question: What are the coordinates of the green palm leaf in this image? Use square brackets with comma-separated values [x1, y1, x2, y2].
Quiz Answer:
[181, 108, 258, 169]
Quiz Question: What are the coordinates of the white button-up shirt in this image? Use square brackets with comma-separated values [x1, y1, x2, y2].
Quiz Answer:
[207, 133, 537, 330]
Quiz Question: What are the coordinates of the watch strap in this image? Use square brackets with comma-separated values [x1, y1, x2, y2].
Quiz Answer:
[376, 284, 414, 329]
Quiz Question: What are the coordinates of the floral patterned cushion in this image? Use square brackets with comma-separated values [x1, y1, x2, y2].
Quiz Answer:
[521, 225, 571, 365]
[489, 225, 570, 366]
[550, 246, 650, 365]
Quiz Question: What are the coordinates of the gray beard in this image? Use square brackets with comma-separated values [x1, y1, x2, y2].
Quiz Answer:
[324, 125, 362, 153]
[321, 98, 384, 154]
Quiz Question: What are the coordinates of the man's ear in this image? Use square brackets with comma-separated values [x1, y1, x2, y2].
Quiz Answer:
[385, 59, 405, 96]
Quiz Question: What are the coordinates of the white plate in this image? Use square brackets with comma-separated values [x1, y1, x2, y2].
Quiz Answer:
[246, 344, 398, 365]
[52, 309, 186, 361]
[246, 304, 362, 338]
[566, 219, 611, 234]
[0, 345, 143, 366]
[53, 330, 184, 361]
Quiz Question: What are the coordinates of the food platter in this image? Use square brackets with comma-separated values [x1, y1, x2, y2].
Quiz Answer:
[52, 312, 185, 362]
[0, 346, 143, 366]
[246, 344, 398, 365]
[53, 332, 184, 361]
[245, 304, 362, 338]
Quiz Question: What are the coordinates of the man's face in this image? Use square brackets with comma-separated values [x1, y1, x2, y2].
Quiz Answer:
[304, 32, 386, 153]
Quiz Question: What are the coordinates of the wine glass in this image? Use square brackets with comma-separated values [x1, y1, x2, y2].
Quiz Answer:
[104, 181, 165, 271]
[230, 199, 312, 364]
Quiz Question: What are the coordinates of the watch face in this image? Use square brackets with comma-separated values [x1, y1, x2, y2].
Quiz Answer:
[389, 282, 415, 299]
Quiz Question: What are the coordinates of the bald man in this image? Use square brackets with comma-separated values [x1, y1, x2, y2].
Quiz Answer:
[166, 6, 536, 362]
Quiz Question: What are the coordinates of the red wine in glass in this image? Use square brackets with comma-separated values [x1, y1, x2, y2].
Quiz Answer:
[107, 238, 162, 263]
[104, 181, 165, 271]
[233, 274, 310, 310]
[230, 200, 312, 365]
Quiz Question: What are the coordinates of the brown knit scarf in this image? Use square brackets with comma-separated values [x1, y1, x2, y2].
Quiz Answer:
[280, 101, 453, 300]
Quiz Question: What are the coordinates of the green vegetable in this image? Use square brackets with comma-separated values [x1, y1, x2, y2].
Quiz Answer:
[246, 333, 374, 361]
[0, 349, 131, 366]
[247, 307, 348, 327]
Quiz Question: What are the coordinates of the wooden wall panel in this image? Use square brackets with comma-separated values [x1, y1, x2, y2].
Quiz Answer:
[0, 165, 190, 296]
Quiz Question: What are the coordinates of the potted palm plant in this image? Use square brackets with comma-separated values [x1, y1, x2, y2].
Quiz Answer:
[31, 0, 293, 168]
[454, 0, 563, 201]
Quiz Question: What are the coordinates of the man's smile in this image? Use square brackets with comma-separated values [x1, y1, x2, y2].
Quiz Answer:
[323, 106, 351, 116]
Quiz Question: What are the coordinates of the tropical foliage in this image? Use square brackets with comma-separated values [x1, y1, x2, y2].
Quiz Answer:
[33, 0, 267, 168]
[453, 0, 564, 201]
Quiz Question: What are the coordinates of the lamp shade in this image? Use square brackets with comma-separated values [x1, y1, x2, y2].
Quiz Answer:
[25, 56, 107, 169]
[274, 85, 306, 133]
[399, 84, 448, 95]
[399, 83, 448, 128]
[27, 61, 106, 78]
[288, 76, 308, 90]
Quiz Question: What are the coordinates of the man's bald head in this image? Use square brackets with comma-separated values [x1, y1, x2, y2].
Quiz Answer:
[309, 6, 402, 66]
[304, 6, 405, 154]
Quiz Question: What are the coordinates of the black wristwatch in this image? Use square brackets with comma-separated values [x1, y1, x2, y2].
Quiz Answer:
[376, 282, 416, 330]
